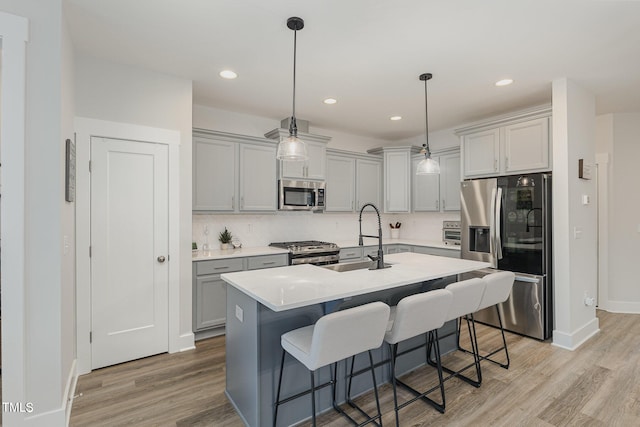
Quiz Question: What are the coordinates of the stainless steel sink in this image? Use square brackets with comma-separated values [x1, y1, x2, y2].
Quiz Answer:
[320, 260, 392, 272]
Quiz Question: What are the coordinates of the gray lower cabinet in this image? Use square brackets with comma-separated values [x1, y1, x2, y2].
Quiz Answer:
[339, 247, 362, 261]
[386, 244, 412, 254]
[193, 254, 288, 339]
[411, 245, 460, 258]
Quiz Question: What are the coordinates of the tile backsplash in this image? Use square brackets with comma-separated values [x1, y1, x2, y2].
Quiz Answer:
[193, 211, 460, 249]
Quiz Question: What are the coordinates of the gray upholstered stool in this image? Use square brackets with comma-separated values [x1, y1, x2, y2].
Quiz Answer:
[384, 289, 453, 426]
[428, 278, 486, 388]
[461, 271, 515, 369]
[273, 301, 390, 427]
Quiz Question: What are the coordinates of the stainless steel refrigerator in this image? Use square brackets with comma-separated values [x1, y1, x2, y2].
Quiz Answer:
[460, 173, 552, 340]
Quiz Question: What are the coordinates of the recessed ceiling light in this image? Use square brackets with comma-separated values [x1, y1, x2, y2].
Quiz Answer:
[323, 98, 337, 105]
[495, 79, 513, 87]
[219, 70, 238, 79]
[390, 116, 402, 121]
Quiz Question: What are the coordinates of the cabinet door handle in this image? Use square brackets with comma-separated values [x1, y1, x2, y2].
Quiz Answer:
[262, 261, 276, 266]
[494, 159, 498, 171]
[213, 266, 230, 270]
[505, 157, 509, 170]
[442, 200, 446, 210]
[241, 197, 244, 209]
[436, 200, 439, 210]
[231, 196, 235, 210]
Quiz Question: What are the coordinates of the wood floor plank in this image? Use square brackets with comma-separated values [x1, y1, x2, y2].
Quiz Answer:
[70, 310, 640, 426]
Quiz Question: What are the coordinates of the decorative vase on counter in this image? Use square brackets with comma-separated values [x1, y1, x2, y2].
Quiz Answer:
[220, 243, 230, 250]
[390, 229, 400, 239]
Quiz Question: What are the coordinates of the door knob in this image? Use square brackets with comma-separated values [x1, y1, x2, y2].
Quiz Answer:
[157, 255, 166, 263]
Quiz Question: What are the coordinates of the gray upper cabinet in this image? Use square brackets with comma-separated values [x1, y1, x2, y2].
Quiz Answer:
[193, 137, 236, 211]
[280, 140, 327, 180]
[370, 147, 416, 213]
[440, 152, 461, 211]
[326, 154, 355, 211]
[356, 158, 382, 210]
[193, 129, 277, 213]
[458, 107, 551, 179]
[239, 144, 277, 211]
[413, 157, 440, 212]
[325, 150, 382, 213]
[264, 128, 330, 181]
[413, 150, 461, 212]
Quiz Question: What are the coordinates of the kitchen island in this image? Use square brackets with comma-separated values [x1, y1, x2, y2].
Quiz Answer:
[221, 252, 489, 426]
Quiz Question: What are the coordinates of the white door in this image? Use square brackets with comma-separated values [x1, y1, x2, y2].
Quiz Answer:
[91, 137, 169, 369]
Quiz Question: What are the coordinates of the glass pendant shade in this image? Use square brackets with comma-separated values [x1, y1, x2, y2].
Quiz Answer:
[416, 155, 440, 175]
[276, 133, 308, 161]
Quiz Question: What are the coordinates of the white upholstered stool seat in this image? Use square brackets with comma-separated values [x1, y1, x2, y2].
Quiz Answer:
[274, 301, 390, 427]
[428, 278, 486, 388]
[461, 271, 515, 369]
[383, 289, 453, 426]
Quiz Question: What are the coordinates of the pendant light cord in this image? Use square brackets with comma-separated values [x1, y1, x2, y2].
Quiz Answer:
[424, 78, 430, 157]
[290, 27, 298, 137]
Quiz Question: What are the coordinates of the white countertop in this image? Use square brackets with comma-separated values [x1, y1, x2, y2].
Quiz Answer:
[221, 252, 489, 312]
[193, 238, 459, 261]
[191, 246, 289, 261]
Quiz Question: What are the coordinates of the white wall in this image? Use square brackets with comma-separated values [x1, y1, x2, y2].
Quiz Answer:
[551, 78, 599, 350]
[74, 55, 194, 351]
[193, 211, 459, 250]
[193, 104, 389, 152]
[596, 112, 640, 311]
[0, 0, 74, 424]
[60, 11, 77, 423]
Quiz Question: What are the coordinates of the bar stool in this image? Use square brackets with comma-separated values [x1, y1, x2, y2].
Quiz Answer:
[460, 271, 515, 369]
[428, 278, 486, 387]
[384, 289, 453, 426]
[273, 301, 390, 427]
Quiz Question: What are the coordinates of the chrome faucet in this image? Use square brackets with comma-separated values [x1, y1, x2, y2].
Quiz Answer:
[358, 203, 386, 270]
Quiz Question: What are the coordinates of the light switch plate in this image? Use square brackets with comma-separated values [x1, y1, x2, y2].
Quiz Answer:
[235, 305, 244, 322]
[574, 227, 583, 239]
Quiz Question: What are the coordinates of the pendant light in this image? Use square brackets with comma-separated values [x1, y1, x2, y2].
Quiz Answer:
[416, 73, 440, 175]
[277, 17, 309, 161]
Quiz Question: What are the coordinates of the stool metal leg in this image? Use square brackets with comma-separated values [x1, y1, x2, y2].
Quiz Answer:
[390, 343, 400, 427]
[310, 370, 317, 427]
[273, 350, 287, 427]
[432, 315, 482, 388]
[458, 305, 511, 369]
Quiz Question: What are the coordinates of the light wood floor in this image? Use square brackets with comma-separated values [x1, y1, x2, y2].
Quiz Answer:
[70, 310, 640, 426]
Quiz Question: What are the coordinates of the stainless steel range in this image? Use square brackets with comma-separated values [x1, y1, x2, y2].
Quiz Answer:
[269, 240, 340, 265]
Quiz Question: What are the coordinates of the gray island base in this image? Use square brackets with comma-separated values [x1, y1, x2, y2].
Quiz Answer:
[222, 253, 490, 426]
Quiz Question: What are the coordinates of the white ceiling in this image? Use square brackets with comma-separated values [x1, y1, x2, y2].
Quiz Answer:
[65, 0, 640, 141]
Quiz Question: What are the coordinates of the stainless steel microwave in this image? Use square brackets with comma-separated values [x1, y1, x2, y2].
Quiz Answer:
[278, 179, 325, 211]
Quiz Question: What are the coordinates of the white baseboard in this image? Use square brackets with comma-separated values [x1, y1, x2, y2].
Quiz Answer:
[65, 359, 78, 426]
[552, 317, 600, 351]
[176, 332, 196, 352]
[598, 300, 640, 314]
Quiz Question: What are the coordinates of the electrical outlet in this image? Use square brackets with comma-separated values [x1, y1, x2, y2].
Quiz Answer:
[235, 305, 244, 322]
[583, 291, 595, 307]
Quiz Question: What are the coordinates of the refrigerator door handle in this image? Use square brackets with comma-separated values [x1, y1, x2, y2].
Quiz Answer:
[489, 187, 496, 263]
[514, 274, 540, 284]
[495, 187, 503, 260]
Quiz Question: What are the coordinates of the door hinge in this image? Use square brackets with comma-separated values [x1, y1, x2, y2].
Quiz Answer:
[89, 331, 92, 343]
[89, 160, 92, 172]
[89, 246, 92, 257]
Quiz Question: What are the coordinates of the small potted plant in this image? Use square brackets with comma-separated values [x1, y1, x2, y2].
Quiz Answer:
[218, 227, 233, 250]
